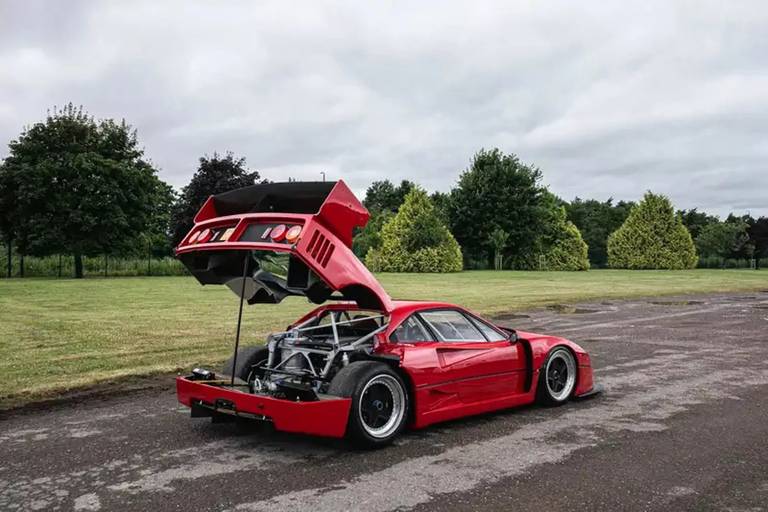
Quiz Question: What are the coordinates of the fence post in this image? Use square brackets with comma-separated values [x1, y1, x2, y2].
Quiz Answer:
[6, 241, 10, 278]
[58, 254, 62, 278]
[104, 254, 108, 278]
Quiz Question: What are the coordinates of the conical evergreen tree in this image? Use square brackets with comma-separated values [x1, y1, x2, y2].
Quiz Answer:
[541, 207, 590, 270]
[607, 192, 697, 269]
[366, 189, 462, 272]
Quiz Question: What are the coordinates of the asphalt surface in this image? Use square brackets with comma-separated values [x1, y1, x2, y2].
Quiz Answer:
[2, 291, 768, 512]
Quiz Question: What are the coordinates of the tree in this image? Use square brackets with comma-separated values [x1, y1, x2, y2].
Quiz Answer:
[141, 181, 176, 257]
[565, 198, 634, 267]
[488, 228, 509, 270]
[430, 191, 450, 224]
[449, 149, 550, 269]
[1, 104, 169, 277]
[170, 153, 261, 247]
[748, 217, 768, 268]
[540, 206, 590, 271]
[696, 219, 749, 263]
[352, 210, 393, 259]
[678, 208, 719, 240]
[363, 179, 416, 215]
[0, 162, 15, 277]
[366, 188, 462, 272]
[607, 192, 697, 269]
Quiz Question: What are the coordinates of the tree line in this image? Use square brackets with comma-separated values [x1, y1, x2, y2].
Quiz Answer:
[1, 106, 766, 278]
[0, 105, 263, 278]
[354, 151, 767, 271]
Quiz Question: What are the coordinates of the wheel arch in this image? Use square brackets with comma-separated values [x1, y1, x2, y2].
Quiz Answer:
[532, 342, 581, 396]
[354, 353, 416, 425]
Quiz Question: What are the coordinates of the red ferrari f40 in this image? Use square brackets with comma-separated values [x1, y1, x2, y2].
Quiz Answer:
[175, 180, 600, 447]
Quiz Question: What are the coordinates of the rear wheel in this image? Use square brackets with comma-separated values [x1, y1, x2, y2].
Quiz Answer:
[328, 362, 408, 448]
[536, 347, 577, 406]
[222, 346, 269, 384]
[222, 347, 269, 430]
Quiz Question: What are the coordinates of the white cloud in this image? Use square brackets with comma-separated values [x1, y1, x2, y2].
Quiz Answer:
[0, 0, 766, 217]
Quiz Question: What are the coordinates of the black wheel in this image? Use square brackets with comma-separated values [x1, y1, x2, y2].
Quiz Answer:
[536, 347, 577, 406]
[222, 346, 269, 383]
[328, 361, 408, 448]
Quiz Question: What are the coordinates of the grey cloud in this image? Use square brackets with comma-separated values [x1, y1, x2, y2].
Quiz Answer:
[0, 0, 766, 218]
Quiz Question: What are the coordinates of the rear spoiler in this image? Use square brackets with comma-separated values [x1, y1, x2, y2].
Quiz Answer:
[194, 181, 368, 248]
[176, 180, 393, 312]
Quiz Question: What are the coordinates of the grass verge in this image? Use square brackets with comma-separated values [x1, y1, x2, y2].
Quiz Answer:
[1, 269, 766, 409]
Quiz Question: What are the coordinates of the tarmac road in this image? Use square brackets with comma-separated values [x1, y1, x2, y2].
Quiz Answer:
[2, 292, 768, 512]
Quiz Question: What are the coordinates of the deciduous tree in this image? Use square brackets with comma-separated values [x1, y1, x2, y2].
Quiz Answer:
[695, 219, 749, 263]
[566, 198, 633, 267]
[170, 153, 261, 247]
[1, 104, 169, 277]
[448, 149, 549, 269]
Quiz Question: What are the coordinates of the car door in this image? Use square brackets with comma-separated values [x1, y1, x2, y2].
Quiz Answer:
[417, 309, 525, 404]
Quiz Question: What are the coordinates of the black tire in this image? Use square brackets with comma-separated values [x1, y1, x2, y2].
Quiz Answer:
[536, 347, 577, 406]
[328, 361, 408, 448]
[222, 346, 269, 382]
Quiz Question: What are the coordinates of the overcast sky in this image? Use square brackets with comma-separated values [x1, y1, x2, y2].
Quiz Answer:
[1, 1, 766, 217]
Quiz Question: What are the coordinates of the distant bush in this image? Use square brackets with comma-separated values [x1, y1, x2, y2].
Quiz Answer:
[607, 192, 697, 269]
[366, 189, 463, 272]
[697, 255, 768, 269]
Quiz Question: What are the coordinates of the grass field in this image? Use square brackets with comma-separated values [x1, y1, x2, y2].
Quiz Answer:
[1, 269, 766, 408]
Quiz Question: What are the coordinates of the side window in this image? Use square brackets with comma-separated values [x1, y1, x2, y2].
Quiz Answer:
[470, 316, 508, 341]
[420, 310, 485, 342]
[390, 315, 431, 342]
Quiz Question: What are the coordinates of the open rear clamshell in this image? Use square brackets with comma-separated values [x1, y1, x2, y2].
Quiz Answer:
[176, 181, 393, 311]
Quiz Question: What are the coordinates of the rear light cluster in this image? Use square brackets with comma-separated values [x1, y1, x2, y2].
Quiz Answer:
[186, 226, 235, 245]
[261, 224, 302, 244]
[185, 224, 303, 245]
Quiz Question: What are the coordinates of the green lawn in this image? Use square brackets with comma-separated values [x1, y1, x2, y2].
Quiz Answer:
[1, 269, 766, 408]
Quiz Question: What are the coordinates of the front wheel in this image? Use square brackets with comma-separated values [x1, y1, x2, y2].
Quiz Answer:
[536, 347, 577, 406]
[328, 362, 408, 448]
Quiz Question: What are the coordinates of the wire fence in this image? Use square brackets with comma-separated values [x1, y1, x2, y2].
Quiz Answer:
[0, 247, 187, 278]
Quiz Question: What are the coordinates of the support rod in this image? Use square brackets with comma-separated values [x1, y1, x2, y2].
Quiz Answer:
[230, 253, 250, 386]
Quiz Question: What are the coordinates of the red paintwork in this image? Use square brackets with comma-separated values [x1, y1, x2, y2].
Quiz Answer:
[176, 377, 352, 437]
[176, 300, 595, 437]
[175, 180, 598, 438]
[176, 181, 393, 312]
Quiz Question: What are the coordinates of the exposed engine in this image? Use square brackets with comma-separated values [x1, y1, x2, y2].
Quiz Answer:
[249, 310, 388, 400]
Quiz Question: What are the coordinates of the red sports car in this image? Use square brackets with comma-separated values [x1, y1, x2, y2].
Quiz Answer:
[176, 180, 600, 447]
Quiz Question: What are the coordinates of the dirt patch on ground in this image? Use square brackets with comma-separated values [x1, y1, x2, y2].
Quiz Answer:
[547, 304, 599, 314]
[492, 312, 531, 321]
[649, 300, 705, 306]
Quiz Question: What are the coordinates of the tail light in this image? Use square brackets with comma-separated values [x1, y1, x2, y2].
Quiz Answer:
[187, 231, 201, 244]
[197, 228, 212, 243]
[270, 224, 287, 242]
[285, 225, 302, 243]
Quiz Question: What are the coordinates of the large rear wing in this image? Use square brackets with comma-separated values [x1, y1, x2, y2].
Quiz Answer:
[176, 180, 393, 312]
[193, 181, 367, 247]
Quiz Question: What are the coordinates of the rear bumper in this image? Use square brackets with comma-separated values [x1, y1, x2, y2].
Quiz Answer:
[176, 377, 352, 438]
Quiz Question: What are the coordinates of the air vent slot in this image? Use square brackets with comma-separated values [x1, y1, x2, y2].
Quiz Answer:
[304, 229, 335, 268]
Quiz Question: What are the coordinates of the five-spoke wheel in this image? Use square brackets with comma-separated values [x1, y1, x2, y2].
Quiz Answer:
[329, 362, 409, 448]
[537, 347, 577, 405]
